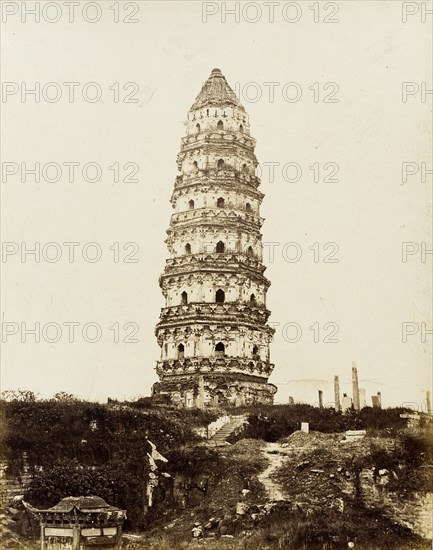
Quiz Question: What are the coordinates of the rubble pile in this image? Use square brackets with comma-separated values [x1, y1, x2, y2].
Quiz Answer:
[272, 431, 377, 510]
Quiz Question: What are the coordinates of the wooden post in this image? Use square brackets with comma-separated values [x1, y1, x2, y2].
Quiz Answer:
[116, 525, 122, 550]
[40, 524, 45, 550]
[72, 524, 80, 550]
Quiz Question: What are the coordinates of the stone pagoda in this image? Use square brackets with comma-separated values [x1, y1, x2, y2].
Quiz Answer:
[152, 68, 277, 408]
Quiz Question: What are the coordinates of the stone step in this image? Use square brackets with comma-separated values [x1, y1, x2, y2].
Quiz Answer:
[209, 415, 248, 443]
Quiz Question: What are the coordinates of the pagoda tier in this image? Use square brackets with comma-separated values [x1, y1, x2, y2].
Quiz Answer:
[152, 69, 277, 408]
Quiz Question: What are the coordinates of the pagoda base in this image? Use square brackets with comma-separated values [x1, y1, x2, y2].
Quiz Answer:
[152, 372, 277, 409]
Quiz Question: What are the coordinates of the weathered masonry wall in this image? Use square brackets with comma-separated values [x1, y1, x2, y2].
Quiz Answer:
[359, 469, 432, 540]
[0, 456, 31, 505]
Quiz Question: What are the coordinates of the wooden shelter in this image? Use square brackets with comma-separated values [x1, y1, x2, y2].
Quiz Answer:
[24, 495, 126, 550]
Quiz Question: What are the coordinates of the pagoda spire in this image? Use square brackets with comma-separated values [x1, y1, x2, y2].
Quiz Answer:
[191, 68, 244, 110]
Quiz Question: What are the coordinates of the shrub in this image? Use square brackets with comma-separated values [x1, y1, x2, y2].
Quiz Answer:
[164, 446, 221, 477]
[234, 404, 415, 442]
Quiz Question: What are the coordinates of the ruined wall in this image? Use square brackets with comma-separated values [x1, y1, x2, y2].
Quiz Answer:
[0, 457, 31, 505]
[359, 469, 432, 540]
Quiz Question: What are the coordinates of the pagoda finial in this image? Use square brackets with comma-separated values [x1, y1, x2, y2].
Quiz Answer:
[191, 68, 243, 111]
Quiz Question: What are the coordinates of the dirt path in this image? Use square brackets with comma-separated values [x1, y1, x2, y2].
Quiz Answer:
[257, 442, 291, 501]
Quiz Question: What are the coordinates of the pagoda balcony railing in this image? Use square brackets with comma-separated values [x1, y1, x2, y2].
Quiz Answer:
[166, 226, 262, 243]
[174, 170, 261, 190]
[170, 207, 263, 228]
[156, 302, 271, 327]
[180, 131, 256, 150]
[163, 252, 267, 275]
[156, 356, 274, 379]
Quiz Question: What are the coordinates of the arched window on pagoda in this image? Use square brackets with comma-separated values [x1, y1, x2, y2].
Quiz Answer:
[181, 291, 188, 305]
[177, 343, 185, 359]
[242, 163, 249, 174]
[185, 243, 191, 255]
[196, 123, 200, 133]
[216, 289, 225, 303]
[239, 124, 244, 133]
[192, 161, 198, 171]
[252, 345, 259, 357]
[247, 246, 254, 257]
[215, 342, 225, 356]
[246, 202, 252, 213]
[250, 293, 257, 305]
[189, 199, 195, 210]
[217, 197, 225, 208]
[217, 120, 224, 130]
[217, 159, 225, 171]
[216, 241, 225, 253]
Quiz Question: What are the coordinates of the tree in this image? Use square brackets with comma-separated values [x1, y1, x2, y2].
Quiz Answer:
[1, 390, 38, 402]
[52, 392, 78, 402]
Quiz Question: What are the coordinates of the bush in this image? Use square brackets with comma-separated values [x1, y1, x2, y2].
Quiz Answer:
[164, 446, 221, 477]
[3, 399, 204, 472]
[233, 404, 414, 442]
[399, 432, 433, 468]
[368, 430, 433, 493]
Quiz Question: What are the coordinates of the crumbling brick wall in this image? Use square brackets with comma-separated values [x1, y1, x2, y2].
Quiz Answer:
[0, 457, 32, 505]
[359, 469, 432, 539]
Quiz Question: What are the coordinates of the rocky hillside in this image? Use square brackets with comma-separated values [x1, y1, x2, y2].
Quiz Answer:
[124, 430, 431, 550]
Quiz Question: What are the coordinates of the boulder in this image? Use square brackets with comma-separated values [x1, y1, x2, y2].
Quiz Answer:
[236, 502, 248, 515]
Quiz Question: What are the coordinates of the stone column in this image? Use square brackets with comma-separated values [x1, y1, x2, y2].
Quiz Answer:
[318, 390, 323, 409]
[235, 390, 245, 407]
[334, 375, 341, 412]
[352, 361, 360, 411]
[196, 375, 205, 410]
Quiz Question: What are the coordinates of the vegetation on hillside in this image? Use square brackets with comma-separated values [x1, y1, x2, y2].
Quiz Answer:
[369, 430, 433, 492]
[228, 404, 414, 442]
[0, 393, 215, 530]
[1, 393, 431, 545]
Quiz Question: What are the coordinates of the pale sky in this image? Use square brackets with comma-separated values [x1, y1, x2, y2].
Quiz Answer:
[1, 1, 432, 408]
